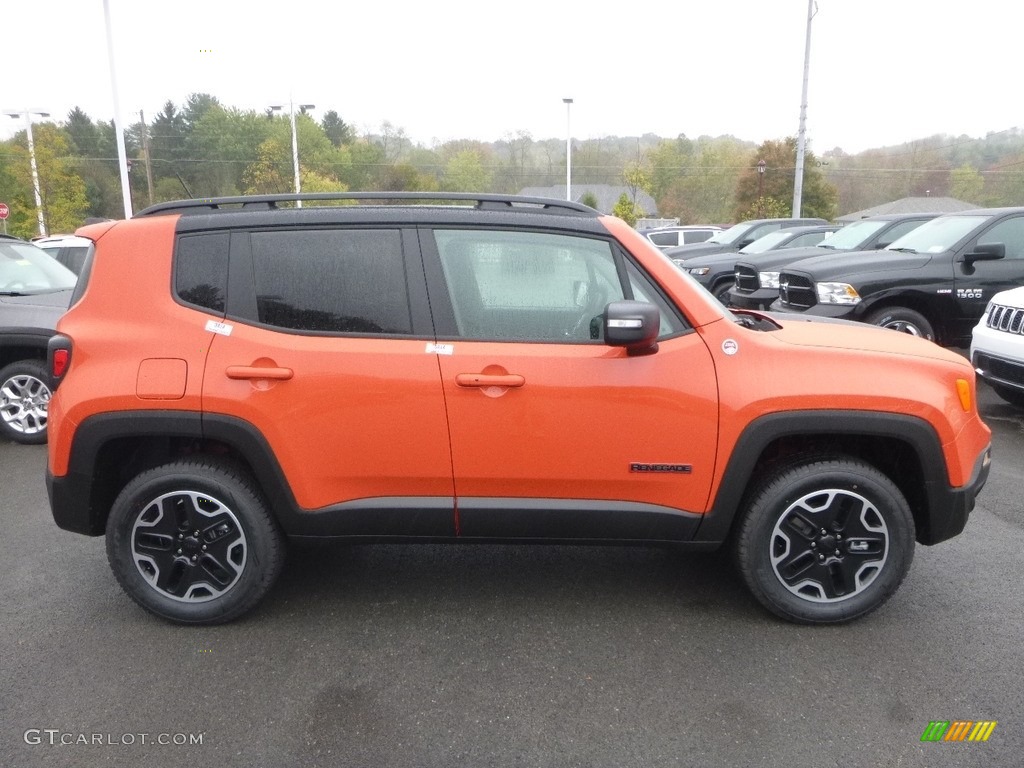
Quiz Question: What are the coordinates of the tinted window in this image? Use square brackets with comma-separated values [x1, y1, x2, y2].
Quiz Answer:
[683, 230, 715, 244]
[250, 229, 411, 334]
[978, 216, 1024, 259]
[436, 229, 626, 342]
[648, 232, 678, 246]
[877, 219, 926, 246]
[176, 233, 228, 313]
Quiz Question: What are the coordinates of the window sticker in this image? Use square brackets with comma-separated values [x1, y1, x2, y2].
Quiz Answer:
[205, 320, 233, 336]
[425, 343, 454, 355]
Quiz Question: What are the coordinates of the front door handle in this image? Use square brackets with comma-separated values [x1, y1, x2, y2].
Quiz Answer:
[455, 373, 525, 388]
[226, 365, 294, 381]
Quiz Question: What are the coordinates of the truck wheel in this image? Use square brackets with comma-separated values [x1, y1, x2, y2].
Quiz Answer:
[712, 280, 735, 305]
[734, 457, 915, 624]
[0, 359, 51, 445]
[106, 458, 285, 624]
[865, 307, 935, 340]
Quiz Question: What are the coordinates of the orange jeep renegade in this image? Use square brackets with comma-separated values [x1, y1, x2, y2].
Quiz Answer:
[46, 193, 992, 625]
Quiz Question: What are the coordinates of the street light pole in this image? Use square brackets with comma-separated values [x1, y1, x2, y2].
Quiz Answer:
[4, 110, 49, 236]
[269, 99, 315, 208]
[757, 159, 766, 217]
[793, 0, 817, 218]
[563, 98, 573, 201]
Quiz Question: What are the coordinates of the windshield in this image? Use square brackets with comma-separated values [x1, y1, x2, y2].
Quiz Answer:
[739, 230, 793, 254]
[706, 222, 754, 245]
[884, 215, 990, 254]
[820, 220, 887, 249]
[0, 241, 78, 294]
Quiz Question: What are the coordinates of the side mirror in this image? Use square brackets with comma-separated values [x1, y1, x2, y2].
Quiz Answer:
[874, 241, 891, 250]
[604, 300, 660, 353]
[961, 242, 1005, 263]
[736, 238, 755, 249]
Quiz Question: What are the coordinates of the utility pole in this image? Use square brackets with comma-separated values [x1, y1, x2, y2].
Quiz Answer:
[793, 0, 817, 218]
[139, 110, 154, 206]
[3, 110, 49, 236]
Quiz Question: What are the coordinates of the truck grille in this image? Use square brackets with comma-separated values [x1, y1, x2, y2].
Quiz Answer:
[778, 273, 817, 309]
[988, 304, 1024, 335]
[734, 264, 759, 291]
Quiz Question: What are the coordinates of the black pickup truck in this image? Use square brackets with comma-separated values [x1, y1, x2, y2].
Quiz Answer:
[728, 213, 939, 310]
[768, 208, 1024, 347]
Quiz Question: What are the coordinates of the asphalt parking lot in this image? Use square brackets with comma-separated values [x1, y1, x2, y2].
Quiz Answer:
[2, 384, 1022, 768]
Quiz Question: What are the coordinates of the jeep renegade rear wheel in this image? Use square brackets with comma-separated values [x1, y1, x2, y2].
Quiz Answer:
[734, 457, 915, 624]
[106, 459, 285, 624]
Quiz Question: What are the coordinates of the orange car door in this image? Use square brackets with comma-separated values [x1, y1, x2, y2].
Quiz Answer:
[424, 228, 719, 541]
[201, 228, 454, 534]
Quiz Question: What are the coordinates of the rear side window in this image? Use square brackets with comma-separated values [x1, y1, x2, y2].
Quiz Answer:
[249, 229, 411, 334]
[176, 233, 229, 313]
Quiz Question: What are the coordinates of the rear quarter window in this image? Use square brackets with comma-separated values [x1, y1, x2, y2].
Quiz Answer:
[175, 233, 229, 313]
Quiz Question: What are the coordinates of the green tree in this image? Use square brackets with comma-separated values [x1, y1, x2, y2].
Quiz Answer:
[580, 191, 599, 209]
[321, 111, 355, 147]
[612, 192, 644, 226]
[949, 164, 984, 203]
[442, 150, 491, 192]
[4, 124, 88, 236]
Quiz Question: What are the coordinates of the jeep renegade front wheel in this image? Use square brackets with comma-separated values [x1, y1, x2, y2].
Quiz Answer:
[734, 457, 915, 624]
[106, 459, 285, 624]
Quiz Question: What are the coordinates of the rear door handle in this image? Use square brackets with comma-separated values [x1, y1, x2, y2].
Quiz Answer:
[455, 373, 525, 388]
[226, 365, 294, 381]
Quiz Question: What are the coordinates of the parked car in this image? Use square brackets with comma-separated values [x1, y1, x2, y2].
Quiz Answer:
[665, 217, 829, 262]
[729, 213, 940, 310]
[970, 284, 1024, 406]
[770, 207, 1024, 346]
[673, 224, 841, 303]
[33, 234, 93, 276]
[641, 225, 723, 249]
[0, 234, 78, 444]
[46, 192, 990, 626]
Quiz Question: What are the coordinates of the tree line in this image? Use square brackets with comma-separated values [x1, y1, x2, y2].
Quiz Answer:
[1, 92, 1023, 238]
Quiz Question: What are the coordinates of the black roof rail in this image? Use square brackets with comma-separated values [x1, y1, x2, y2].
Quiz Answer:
[135, 192, 599, 218]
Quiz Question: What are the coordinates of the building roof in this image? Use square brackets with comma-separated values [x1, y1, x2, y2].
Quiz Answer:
[837, 196, 976, 222]
[519, 184, 658, 217]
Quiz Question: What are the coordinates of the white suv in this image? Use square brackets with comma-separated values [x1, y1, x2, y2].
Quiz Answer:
[641, 226, 722, 248]
[970, 285, 1024, 407]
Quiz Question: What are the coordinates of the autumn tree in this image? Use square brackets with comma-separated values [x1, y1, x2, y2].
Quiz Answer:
[949, 164, 984, 203]
[734, 138, 837, 221]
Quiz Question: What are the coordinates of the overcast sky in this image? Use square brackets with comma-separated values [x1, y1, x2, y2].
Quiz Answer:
[3, 0, 1022, 154]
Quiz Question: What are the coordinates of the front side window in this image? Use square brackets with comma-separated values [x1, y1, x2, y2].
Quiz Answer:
[436, 230, 627, 342]
[250, 229, 412, 334]
[978, 216, 1024, 260]
[886, 215, 989, 254]
[435, 230, 685, 343]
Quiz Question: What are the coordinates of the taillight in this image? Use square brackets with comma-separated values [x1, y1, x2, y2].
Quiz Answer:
[52, 348, 70, 378]
[47, 334, 73, 389]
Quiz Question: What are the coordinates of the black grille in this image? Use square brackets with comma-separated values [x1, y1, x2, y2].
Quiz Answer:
[988, 304, 1024, 335]
[974, 351, 1024, 387]
[778, 273, 817, 309]
[734, 264, 759, 291]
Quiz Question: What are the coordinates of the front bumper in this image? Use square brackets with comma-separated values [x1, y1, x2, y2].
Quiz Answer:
[729, 288, 777, 310]
[922, 443, 991, 545]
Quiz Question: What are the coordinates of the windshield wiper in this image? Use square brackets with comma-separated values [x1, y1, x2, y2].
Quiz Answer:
[0, 291, 29, 296]
[887, 247, 919, 253]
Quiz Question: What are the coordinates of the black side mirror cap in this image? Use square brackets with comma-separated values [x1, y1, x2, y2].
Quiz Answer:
[961, 242, 1005, 263]
[604, 300, 660, 353]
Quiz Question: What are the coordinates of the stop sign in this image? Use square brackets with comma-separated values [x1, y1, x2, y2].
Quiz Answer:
[0, 203, 9, 220]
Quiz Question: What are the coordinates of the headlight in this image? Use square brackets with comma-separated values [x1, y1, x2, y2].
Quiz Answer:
[816, 282, 862, 305]
[759, 271, 780, 289]
[687, 267, 710, 276]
